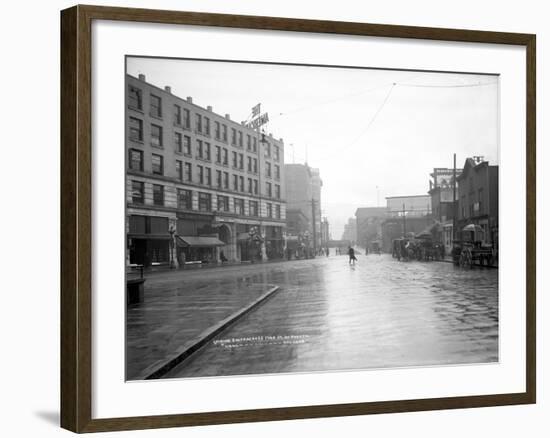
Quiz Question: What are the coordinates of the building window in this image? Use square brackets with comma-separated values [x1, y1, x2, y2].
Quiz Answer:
[215, 121, 220, 140]
[150, 94, 162, 118]
[247, 178, 253, 194]
[239, 153, 244, 170]
[183, 135, 191, 155]
[176, 160, 183, 181]
[275, 204, 281, 219]
[197, 165, 204, 184]
[238, 131, 243, 147]
[128, 86, 142, 110]
[253, 137, 257, 152]
[198, 192, 211, 212]
[234, 198, 244, 215]
[151, 154, 163, 175]
[266, 182, 272, 197]
[205, 117, 210, 135]
[217, 195, 229, 212]
[478, 188, 484, 214]
[232, 151, 238, 168]
[223, 172, 229, 189]
[266, 162, 272, 177]
[185, 162, 192, 182]
[215, 146, 221, 163]
[153, 184, 164, 206]
[196, 113, 202, 133]
[205, 167, 212, 186]
[266, 203, 273, 218]
[196, 139, 203, 159]
[129, 149, 143, 171]
[253, 158, 258, 173]
[231, 128, 237, 145]
[183, 109, 190, 128]
[223, 148, 229, 165]
[129, 117, 143, 142]
[247, 134, 251, 150]
[233, 174, 238, 191]
[265, 142, 271, 158]
[222, 124, 228, 142]
[175, 132, 183, 153]
[174, 104, 182, 125]
[131, 181, 144, 204]
[275, 165, 280, 179]
[274, 146, 280, 161]
[239, 176, 244, 192]
[177, 189, 192, 210]
[205, 143, 211, 161]
[216, 170, 222, 188]
[151, 124, 163, 147]
[254, 179, 258, 195]
[249, 200, 258, 216]
[275, 184, 280, 199]
[247, 156, 252, 172]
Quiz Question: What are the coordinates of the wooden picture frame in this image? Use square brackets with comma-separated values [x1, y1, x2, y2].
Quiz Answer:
[61, 4, 536, 433]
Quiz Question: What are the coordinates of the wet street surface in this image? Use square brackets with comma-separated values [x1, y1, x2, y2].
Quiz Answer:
[160, 254, 498, 379]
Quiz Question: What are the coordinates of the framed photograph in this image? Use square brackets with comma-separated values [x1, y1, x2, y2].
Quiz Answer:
[60, 5, 536, 433]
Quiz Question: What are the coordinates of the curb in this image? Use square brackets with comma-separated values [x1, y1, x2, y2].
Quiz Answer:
[137, 285, 281, 380]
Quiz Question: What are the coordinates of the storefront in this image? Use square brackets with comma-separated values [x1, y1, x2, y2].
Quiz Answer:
[176, 235, 224, 264]
[128, 214, 171, 267]
[265, 225, 284, 259]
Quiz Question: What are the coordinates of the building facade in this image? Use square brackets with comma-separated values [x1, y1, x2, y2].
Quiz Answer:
[284, 163, 322, 252]
[428, 168, 461, 254]
[126, 74, 286, 267]
[456, 157, 499, 247]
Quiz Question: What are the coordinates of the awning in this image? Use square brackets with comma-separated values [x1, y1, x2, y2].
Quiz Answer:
[176, 235, 225, 248]
[462, 224, 484, 233]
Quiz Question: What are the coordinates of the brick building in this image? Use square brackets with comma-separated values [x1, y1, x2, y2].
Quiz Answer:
[125, 74, 286, 267]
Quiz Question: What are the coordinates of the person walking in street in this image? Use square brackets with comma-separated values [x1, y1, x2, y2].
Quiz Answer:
[348, 246, 357, 265]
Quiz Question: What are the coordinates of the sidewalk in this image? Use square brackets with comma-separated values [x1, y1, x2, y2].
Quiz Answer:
[126, 273, 279, 380]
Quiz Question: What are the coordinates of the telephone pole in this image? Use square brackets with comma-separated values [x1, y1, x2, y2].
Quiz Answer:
[311, 197, 317, 255]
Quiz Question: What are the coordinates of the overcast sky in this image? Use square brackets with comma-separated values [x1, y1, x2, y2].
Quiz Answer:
[127, 57, 499, 239]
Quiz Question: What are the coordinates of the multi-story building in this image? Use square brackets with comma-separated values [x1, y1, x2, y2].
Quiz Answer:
[355, 207, 386, 251]
[428, 167, 461, 254]
[341, 217, 357, 244]
[456, 157, 499, 246]
[125, 74, 286, 267]
[284, 163, 322, 252]
[320, 217, 330, 248]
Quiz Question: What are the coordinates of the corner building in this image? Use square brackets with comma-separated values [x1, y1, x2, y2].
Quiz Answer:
[125, 74, 286, 267]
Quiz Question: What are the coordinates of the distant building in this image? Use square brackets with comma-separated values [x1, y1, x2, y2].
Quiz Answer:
[381, 195, 433, 252]
[386, 195, 431, 217]
[355, 207, 387, 251]
[284, 163, 322, 251]
[341, 217, 357, 243]
[457, 157, 499, 247]
[320, 217, 331, 247]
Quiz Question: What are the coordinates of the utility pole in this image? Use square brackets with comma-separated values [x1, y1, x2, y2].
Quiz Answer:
[311, 197, 317, 255]
[403, 203, 406, 237]
[453, 153, 457, 241]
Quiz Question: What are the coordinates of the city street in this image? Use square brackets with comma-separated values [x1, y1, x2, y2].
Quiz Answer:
[153, 253, 498, 379]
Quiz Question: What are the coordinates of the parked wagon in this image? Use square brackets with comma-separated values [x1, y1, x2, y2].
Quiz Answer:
[452, 224, 495, 268]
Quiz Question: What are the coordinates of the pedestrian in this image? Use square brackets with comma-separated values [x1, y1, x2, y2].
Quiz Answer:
[348, 246, 357, 265]
[326, 247, 329, 257]
[220, 250, 228, 263]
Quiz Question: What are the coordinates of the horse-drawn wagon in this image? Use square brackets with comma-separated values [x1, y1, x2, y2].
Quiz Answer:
[452, 224, 495, 268]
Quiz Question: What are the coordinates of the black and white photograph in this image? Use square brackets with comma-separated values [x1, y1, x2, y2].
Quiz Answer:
[125, 56, 499, 381]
